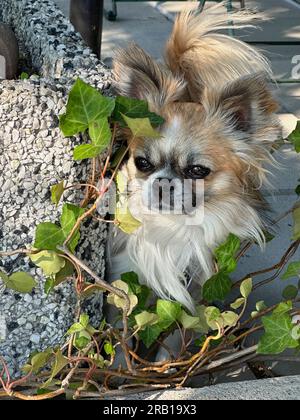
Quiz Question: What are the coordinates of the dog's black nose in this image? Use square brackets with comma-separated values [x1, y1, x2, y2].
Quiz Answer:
[156, 177, 173, 183]
[154, 178, 175, 210]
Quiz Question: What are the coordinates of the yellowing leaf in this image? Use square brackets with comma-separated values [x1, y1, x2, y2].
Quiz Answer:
[221, 311, 239, 328]
[116, 170, 127, 194]
[122, 114, 162, 138]
[3, 272, 37, 293]
[29, 250, 65, 277]
[204, 306, 221, 330]
[43, 349, 69, 388]
[179, 310, 207, 332]
[111, 279, 129, 293]
[230, 297, 245, 310]
[240, 278, 252, 299]
[0, 271, 9, 283]
[107, 280, 138, 315]
[51, 181, 64, 206]
[23, 349, 53, 374]
[116, 202, 142, 234]
[107, 293, 138, 315]
[135, 311, 159, 330]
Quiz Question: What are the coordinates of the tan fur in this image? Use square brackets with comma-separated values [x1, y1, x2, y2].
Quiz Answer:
[113, 44, 187, 112]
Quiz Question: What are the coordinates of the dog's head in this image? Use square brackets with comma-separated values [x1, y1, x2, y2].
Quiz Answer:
[114, 44, 281, 225]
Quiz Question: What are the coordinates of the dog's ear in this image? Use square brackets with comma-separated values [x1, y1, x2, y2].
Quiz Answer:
[202, 74, 278, 132]
[113, 43, 187, 111]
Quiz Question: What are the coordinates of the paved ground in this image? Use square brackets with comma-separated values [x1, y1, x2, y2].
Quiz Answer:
[53, 0, 300, 114]
[109, 375, 300, 400]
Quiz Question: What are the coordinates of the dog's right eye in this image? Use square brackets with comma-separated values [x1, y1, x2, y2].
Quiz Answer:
[134, 157, 154, 172]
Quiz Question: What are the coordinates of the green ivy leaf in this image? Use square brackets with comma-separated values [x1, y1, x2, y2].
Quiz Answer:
[251, 300, 267, 317]
[282, 285, 298, 300]
[60, 203, 84, 237]
[0, 271, 9, 283]
[45, 261, 75, 295]
[59, 78, 115, 136]
[43, 349, 69, 388]
[194, 305, 210, 334]
[66, 322, 85, 335]
[240, 278, 252, 299]
[202, 271, 232, 303]
[104, 342, 115, 356]
[73, 144, 103, 160]
[295, 185, 300, 196]
[20, 72, 29, 80]
[110, 145, 128, 169]
[120, 272, 151, 308]
[2, 272, 37, 293]
[75, 330, 91, 350]
[292, 206, 300, 240]
[23, 349, 53, 374]
[214, 234, 240, 273]
[88, 353, 106, 368]
[179, 310, 208, 332]
[257, 312, 298, 354]
[204, 306, 221, 329]
[138, 324, 163, 348]
[86, 325, 98, 336]
[60, 203, 85, 252]
[273, 301, 293, 315]
[288, 121, 300, 152]
[34, 222, 65, 251]
[122, 115, 162, 138]
[113, 96, 164, 127]
[51, 181, 65, 206]
[54, 260, 75, 284]
[29, 250, 65, 277]
[73, 118, 112, 160]
[88, 118, 111, 147]
[79, 314, 89, 329]
[156, 300, 182, 329]
[44, 278, 55, 295]
[230, 297, 245, 310]
[121, 272, 141, 294]
[263, 231, 275, 243]
[281, 261, 300, 280]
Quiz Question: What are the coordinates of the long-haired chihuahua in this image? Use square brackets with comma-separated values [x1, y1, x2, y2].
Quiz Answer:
[108, 3, 282, 312]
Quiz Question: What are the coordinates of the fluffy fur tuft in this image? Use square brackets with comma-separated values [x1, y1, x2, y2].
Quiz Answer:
[165, 3, 272, 99]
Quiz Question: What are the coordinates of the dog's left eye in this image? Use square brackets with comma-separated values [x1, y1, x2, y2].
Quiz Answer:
[184, 165, 211, 179]
[134, 157, 154, 172]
